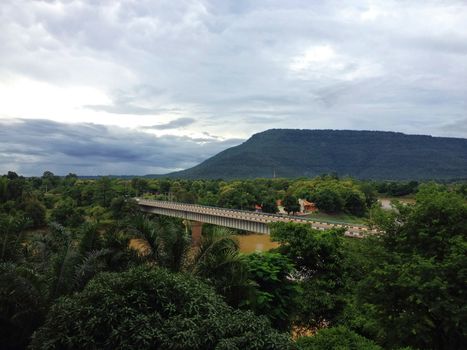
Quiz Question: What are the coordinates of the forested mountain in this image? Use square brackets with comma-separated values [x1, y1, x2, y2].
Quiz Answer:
[165, 129, 467, 180]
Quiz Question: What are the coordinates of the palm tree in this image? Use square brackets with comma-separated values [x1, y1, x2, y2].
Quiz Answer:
[189, 227, 251, 306]
[128, 214, 190, 272]
[0, 214, 30, 263]
[0, 262, 46, 350]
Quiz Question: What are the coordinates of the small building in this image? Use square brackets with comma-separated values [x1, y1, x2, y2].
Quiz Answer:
[299, 199, 317, 213]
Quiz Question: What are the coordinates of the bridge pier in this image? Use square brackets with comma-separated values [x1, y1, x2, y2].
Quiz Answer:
[189, 221, 203, 246]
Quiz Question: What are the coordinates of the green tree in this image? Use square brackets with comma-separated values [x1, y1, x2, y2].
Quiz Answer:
[131, 177, 149, 197]
[95, 176, 114, 207]
[283, 193, 299, 215]
[41, 171, 59, 192]
[271, 222, 347, 329]
[312, 187, 343, 213]
[242, 252, 300, 330]
[0, 263, 46, 350]
[342, 190, 367, 216]
[30, 267, 292, 350]
[261, 195, 279, 214]
[50, 198, 84, 227]
[109, 196, 138, 219]
[24, 200, 46, 228]
[218, 182, 255, 210]
[0, 214, 30, 263]
[130, 215, 190, 272]
[297, 326, 382, 350]
[359, 182, 378, 208]
[190, 227, 250, 306]
[359, 184, 467, 349]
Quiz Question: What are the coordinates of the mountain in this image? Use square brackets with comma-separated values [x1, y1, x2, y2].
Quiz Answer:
[164, 129, 467, 180]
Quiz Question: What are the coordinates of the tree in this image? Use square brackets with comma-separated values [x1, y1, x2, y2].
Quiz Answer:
[0, 214, 30, 263]
[190, 227, 250, 306]
[41, 171, 59, 192]
[30, 267, 292, 350]
[359, 182, 378, 208]
[131, 177, 149, 197]
[24, 200, 46, 228]
[312, 187, 343, 213]
[50, 198, 84, 227]
[218, 181, 256, 210]
[283, 193, 299, 215]
[270, 222, 347, 329]
[296, 326, 382, 350]
[359, 184, 467, 349]
[95, 176, 114, 207]
[261, 195, 279, 214]
[110, 197, 138, 220]
[87, 205, 109, 223]
[130, 215, 190, 272]
[342, 190, 367, 216]
[0, 263, 46, 350]
[242, 252, 300, 330]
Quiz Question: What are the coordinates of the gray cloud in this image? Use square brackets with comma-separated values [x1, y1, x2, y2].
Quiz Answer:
[144, 117, 196, 130]
[0, 119, 243, 176]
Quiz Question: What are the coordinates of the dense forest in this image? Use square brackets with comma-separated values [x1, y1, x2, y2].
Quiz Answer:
[1, 171, 466, 349]
[166, 129, 467, 180]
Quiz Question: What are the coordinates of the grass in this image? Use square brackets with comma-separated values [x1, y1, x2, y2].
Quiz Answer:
[302, 211, 368, 225]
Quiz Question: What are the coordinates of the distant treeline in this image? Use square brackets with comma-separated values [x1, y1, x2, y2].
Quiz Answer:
[2, 171, 467, 225]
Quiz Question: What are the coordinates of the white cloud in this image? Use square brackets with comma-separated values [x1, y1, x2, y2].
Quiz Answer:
[289, 45, 383, 82]
[0, 76, 110, 121]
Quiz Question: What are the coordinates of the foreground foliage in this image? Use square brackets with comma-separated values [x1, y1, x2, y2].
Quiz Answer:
[356, 184, 467, 349]
[270, 222, 347, 329]
[296, 326, 382, 350]
[30, 266, 292, 350]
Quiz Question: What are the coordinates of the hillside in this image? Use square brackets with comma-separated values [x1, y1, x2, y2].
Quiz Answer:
[164, 129, 467, 180]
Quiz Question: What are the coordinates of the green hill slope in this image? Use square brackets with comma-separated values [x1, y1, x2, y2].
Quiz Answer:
[165, 129, 467, 180]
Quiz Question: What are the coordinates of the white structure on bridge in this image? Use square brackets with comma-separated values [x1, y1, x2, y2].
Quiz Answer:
[136, 199, 374, 243]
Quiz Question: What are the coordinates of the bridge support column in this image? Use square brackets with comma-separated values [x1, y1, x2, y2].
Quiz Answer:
[190, 221, 203, 246]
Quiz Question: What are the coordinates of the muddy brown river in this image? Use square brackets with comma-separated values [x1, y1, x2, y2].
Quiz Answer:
[235, 233, 279, 253]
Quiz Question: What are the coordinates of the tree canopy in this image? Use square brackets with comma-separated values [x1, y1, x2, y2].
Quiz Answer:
[30, 266, 292, 350]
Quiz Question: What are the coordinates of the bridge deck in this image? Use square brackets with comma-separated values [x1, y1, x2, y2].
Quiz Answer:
[136, 198, 377, 237]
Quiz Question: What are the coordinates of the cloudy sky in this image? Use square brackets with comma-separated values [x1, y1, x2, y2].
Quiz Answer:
[1, 0, 466, 175]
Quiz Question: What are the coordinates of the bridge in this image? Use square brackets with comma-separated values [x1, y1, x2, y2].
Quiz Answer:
[136, 198, 377, 244]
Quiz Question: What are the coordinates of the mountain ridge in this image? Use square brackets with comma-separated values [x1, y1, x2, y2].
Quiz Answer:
[158, 129, 467, 180]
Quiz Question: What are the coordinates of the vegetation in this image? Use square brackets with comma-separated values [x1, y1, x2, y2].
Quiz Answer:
[296, 326, 382, 350]
[0, 171, 466, 349]
[30, 267, 292, 350]
[165, 129, 467, 180]
[356, 184, 467, 349]
[270, 223, 347, 330]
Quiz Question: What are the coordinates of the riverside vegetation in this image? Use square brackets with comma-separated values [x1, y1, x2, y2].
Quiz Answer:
[1, 171, 466, 349]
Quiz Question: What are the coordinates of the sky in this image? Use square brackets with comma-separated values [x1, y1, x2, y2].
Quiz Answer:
[1, 0, 466, 176]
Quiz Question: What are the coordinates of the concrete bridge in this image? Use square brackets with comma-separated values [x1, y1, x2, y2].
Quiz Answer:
[136, 198, 376, 244]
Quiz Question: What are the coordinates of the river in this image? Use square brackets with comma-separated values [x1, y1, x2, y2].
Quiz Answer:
[235, 233, 279, 253]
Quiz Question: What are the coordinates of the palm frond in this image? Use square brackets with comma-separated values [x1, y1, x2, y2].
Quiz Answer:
[73, 249, 111, 291]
